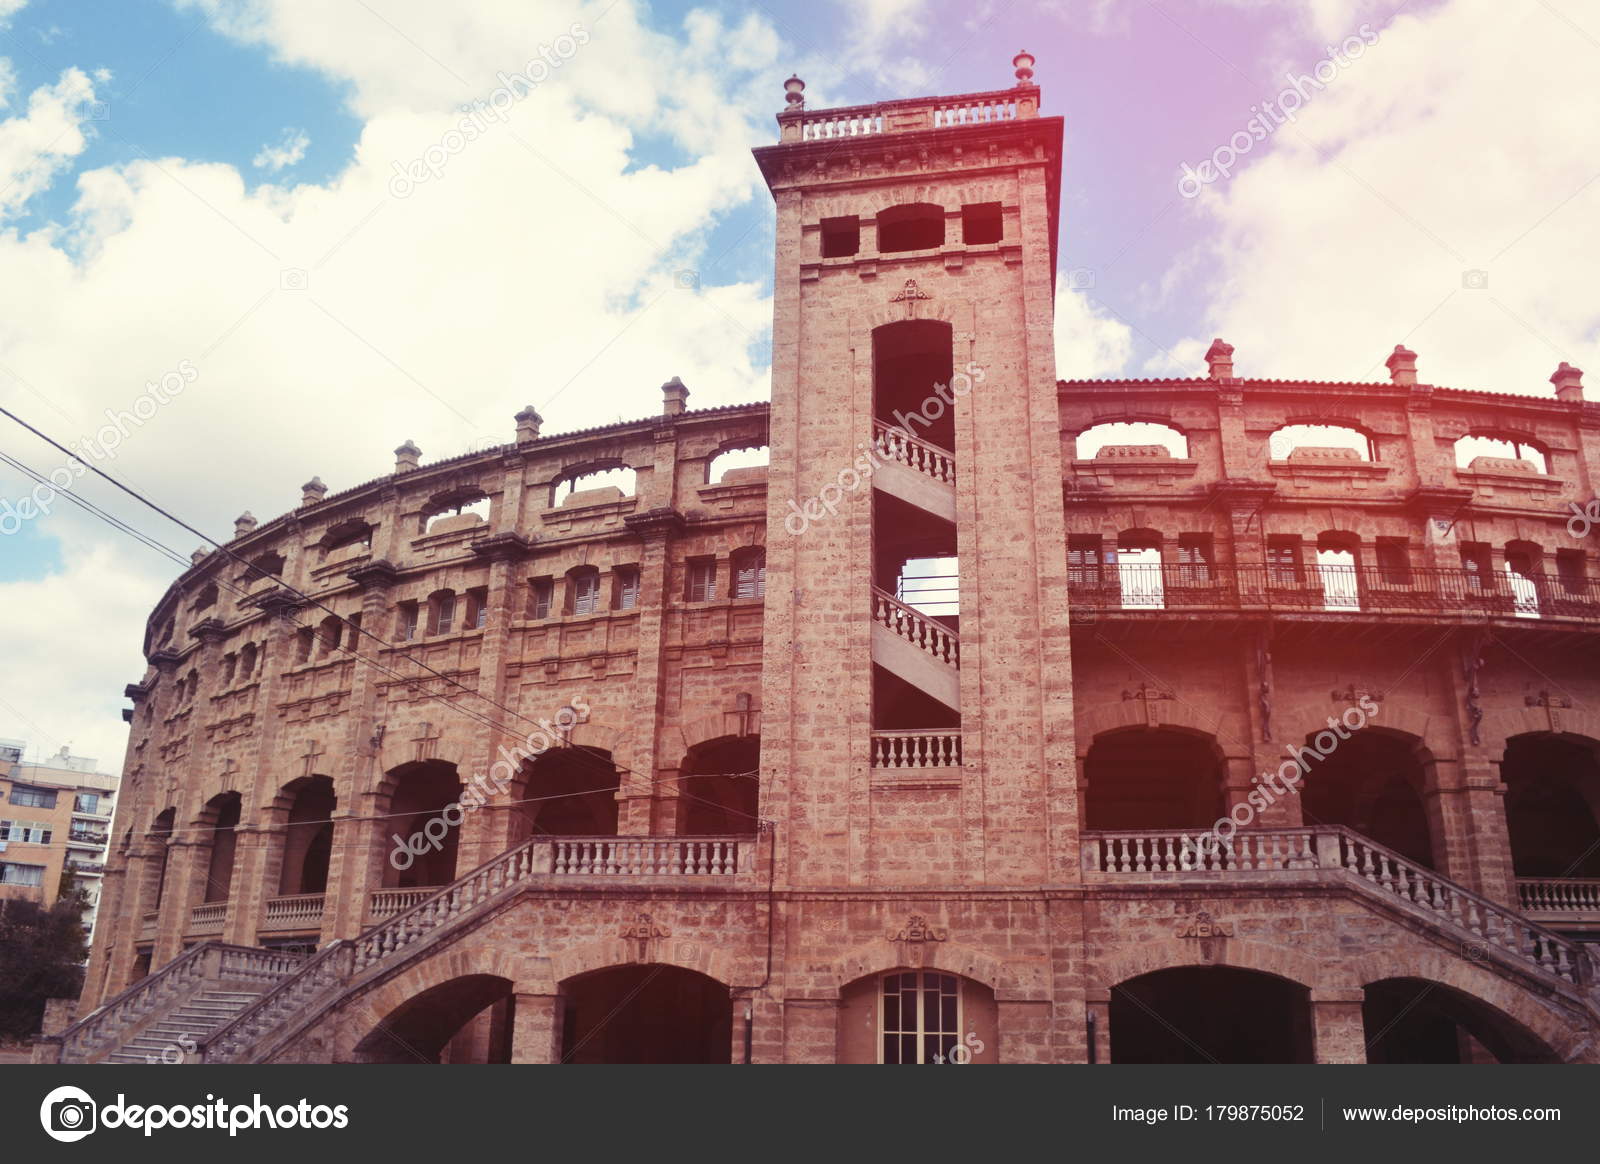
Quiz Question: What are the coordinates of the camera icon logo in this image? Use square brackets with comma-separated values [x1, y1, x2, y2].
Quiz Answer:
[673, 269, 700, 291]
[1066, 266, 1096, 291]
[81, 100, 111, 122]
[1461, 269, 1489, 290]
[280, 268, 309, 291]
[39, 1085, 97, 1142]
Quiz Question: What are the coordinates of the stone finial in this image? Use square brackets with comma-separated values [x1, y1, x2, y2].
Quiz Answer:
[301, 476, 327, 507]
[233, 511, 258, 538]
[783, 74, 805, 109]
[1204, 337, 1235, 380]
[1013, 50, 1036, 86]
[661, 376, 690, 417]
[395, 440, 421, 473]
[1551, 362, 1585, 402]
[515, 405, 544, 444]
[1385, 344, 1419, 386]
[191, 546, 209, 565]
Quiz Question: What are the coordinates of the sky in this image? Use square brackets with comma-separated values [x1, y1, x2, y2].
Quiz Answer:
[0, 0, 1597, 769]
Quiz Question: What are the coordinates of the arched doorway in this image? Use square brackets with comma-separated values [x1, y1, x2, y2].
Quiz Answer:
[1083, 728, 1225, 831]
[352, 974, 515, 1063]
[559, 965, 731, 1063]
[148, 807, 175, 908]
[837, 969, 998, 1064]
[1501, 734, 1600, 878]
[679, 735, 760, 835]
[277, 775, 335, 895]
[1363, 978, 1561, 1063]
[199, 792, 241, 903]
[1298, 729, 1435, 867]
[383, 760, 463, 889]
[1111, 966, 1313, 1063]
[872, 318, 954, 451]
[509, 746, 619, 841]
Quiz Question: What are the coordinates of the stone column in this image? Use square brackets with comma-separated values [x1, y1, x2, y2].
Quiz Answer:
[1311, 992, 1368, 1063]
[509, 993, 563, 1063]
[153, 838, 205, 965]
[621, 507, 686, 835]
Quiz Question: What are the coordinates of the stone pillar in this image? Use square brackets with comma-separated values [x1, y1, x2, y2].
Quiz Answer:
[509, 993, 563, 1063]
[153, 838, 205, 965]
[780, 998, 837, 1063]
[621, 507, 686, 834]
[1311, 993, 1368, 1063]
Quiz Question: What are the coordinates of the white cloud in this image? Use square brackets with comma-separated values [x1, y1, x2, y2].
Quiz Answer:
[1168, 0, 1600, 393]
[0, 66, 96, 218]
[1054, 277, 1135, 379]
[0, 1, 784, 767]
[251, 127, 309, 171]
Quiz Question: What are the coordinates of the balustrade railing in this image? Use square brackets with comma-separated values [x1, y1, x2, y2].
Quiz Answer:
[873, 420, 955, 486]
[262, 893, 326, 930]
[783, 88, 1034, 142]
[871, 587, 960, 667]
[188, 902, 227, 933]
[871, 730, 963, 769]
[551, 836, 744, 876]
[367, 887, 434, 921]
[1066, 562, 1600, 623]
[1084, 827, 1590, 987]
[1517, 877, 1600, 916]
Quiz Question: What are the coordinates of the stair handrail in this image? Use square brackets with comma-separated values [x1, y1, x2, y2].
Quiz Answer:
[51, 941, 298, 1062]
[872, 419, 955, 483]
[200, 836, 543, 1063]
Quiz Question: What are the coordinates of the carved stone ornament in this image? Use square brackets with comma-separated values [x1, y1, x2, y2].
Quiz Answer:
[1176, 911, 1234, 939]
[887, 913, 948, 943]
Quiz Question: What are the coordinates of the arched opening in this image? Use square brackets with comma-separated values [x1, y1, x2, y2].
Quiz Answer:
[876, 202, 945, 252]
[1503, 540, 1544, 618]
[1363, 978, 1561, 1063]
[422, 490, 490, 535]
[509, 746, 619, 841]
[1075, 421, 1188, 459]
[1115, 529, 1164, 609]
[278, 775, 335, 896]
[1502, 734, 1600, 879]
[1083, 728, 1225, 831]
[559, 964, 731, 1063]
[382, 760, 463, 889]
[1299, 729, 1435, 867]
[200, 792, 241, 903]
[1269, 422, 1375, 461]
[873, 319, 954, 451]
[837, 969, 998, 1064]
[148, 807, 175, 909]
[553, 463, 636, 507]
[1454, 432, 1549, 474]
[708, 444, 769, 484]
[1316, 531, 1360, 611]
[1111, 967, 1313, 1063]
[352, 974, 515, 1064]
[679, 735, 760, 836]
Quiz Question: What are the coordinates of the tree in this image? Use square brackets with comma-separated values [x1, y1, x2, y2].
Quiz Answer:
[0, 895, 88, 1041]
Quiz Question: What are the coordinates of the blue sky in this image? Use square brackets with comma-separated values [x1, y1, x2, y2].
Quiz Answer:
[0, 0, 1596, 765]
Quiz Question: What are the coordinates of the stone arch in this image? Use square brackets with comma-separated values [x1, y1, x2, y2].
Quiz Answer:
[1272, 700, 1444, 757]
[334, 941, 539, 1061]
[547, 935, 739, 993]
[827, 939, 1011, 999]
[854, 298, 971, 340]
[673, 708, 762, 758]
[1076, 699, 1235, 751]
[1498, 711, 1600, 754]
[1091, 937, 1325, 997]
[1345, 950, 1588, 1062]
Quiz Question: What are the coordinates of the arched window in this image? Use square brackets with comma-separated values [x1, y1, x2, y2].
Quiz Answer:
[246, 551, 285, 580]
[1316, 532, 1361, 611]
[186, 668, 200, 703]
[201, 792, 242, 903]
[873, 319, 955, 451]
[192, 582, 218, 610]
[707, 444, 769, 484]
[1504, 540, 1543, 618]
[318, 614, 343, 655]
[1268, 423, 1374, 461]
[278, 776, 335, 896]
[422, 491, 490, 534]
[1115, 530, 1164, 610]
[148, 808, 175, 908]
[239, 642, 259, 678]
[221, 652, 237, 687]
[1455, 433, 1548, 474]
[1076, 421, 1188, 459]
[553, 464, 636, 507]
[877, 202, 945, 252]
[321, 519, 374, 554]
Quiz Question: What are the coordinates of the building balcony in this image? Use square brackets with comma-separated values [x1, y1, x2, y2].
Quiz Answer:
[261, 893, 326, 932]
[365, 834, 757, 924]
[188, 902, 227, 936]
[1067, 563, 1600, 629]
[1517, 877, 1600, 931]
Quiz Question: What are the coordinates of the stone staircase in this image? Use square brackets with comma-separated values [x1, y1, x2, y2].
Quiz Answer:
[104, 990, 266, 1064]
[41, 943, 305, 1065]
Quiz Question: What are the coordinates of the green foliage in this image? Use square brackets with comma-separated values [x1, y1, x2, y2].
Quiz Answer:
[0, 896, 88, 1040]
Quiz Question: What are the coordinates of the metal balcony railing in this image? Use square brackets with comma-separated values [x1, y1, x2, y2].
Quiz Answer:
[1066, 562, 1600, 623]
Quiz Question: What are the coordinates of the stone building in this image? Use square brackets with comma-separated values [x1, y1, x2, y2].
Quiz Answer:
[47, 58, 1600, 1064]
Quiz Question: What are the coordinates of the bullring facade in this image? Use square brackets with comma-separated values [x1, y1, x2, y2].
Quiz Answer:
[43, 59, 1600, 1065]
